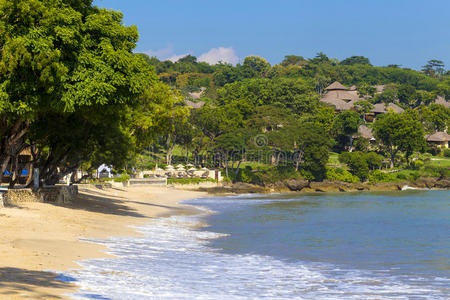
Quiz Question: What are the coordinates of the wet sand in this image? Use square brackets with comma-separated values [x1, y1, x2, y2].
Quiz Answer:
[0, 185, 205, 299]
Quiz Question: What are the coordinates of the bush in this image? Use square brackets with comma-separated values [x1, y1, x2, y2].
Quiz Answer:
[423, 165, 450, 178]
[326, 167, 360, 183]
[113, 174, 131, 183]
[411, 159, 424, 170]
[365, 152, 384, 170]
[353, 137, 370, 152]
[368, 170, 397, 183]
[427, 146, 441, 156]
[444, 148, 450, 158]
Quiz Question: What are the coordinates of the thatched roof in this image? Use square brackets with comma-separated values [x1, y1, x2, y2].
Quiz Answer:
[325, 90, 361, 101]
[349, 85, 357, 91]
[374, 85, 386, 93]
[321, 97, 353, 111]
[353, 125, 375, 140]
[435, 96, 450, 108]
[426, 131, 450, 142]
[185, 100, 205, 109]
[371, 103, 404, 114]
[326, 81, 348, 91]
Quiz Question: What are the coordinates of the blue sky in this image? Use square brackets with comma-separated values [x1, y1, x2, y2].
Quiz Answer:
[94, 0, 450, 69]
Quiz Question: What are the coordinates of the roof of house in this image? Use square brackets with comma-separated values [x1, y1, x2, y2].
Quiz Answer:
[426, 131, 450, 142]
[374, 85, 386, 93]
[321, 97, 353, 111]
[353, 125, 375, 140]
[323, 90, 361, 101]
[185, 100, 205, 109]
[435, 96, 450, 108]
[371, 102, 404, 114]
[349, 85, 357, 91]
[325, 81, 348, 91]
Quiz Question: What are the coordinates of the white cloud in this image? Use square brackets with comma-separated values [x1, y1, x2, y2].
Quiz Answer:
[198, 47, 239, 65]
[144, 45, 189, 62]
[167, 53, 189, 62]
[144, 45, 239, 64]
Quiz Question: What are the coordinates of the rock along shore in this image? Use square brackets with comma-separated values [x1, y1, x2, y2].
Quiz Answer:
[197, 177, 450, 194]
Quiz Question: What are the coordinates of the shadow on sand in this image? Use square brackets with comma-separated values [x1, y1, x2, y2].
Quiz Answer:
[0, 267, 73, 299]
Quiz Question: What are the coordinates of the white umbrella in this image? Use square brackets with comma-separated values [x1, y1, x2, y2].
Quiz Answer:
[176, 164, 184, 168]
[186, 163, 194, 167]
[188, 167, 196, 171]
[166, 165, 174, 169]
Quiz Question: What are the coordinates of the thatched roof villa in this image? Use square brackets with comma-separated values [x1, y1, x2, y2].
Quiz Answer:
[320, 81, 363, 111]
[425, 132, 450, 148]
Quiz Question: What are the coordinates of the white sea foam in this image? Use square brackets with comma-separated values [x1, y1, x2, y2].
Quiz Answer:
[59, 213, 449, 300]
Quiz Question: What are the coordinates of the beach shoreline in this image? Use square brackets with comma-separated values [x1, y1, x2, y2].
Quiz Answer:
[0, 185, 207, 299]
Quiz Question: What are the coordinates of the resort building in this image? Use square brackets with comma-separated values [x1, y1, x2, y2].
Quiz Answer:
[425, 132, 450, 148]
[434, 96, 450, 108]
[320, 81, 364, 112]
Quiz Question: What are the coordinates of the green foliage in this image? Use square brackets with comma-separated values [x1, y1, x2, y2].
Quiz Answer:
[353, 137, 370, 152]
[339, 151, 384, 181]
[326, 167, 360, 183]
[368, 170, 398, 183]
[332, 111, 361, 151]
[113, 174, 131, 183]
[340, 56, 371, 66]
[411, 159, 424, 170]
[297, 122, 331, 181]
[365, 152, 384, 170]
[373, 111, 426, 167]
[419, 103, 450, 133]
[444, 149, 450, 158]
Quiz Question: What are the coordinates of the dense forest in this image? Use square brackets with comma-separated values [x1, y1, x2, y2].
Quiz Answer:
[1, 0, 449, 188]
[133, 52, 450, 183]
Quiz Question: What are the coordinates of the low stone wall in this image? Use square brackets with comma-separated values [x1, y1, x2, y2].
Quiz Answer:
[126, 178, 168, 187]
[76, 183, 112, 190]
[4, 185, 78, 206]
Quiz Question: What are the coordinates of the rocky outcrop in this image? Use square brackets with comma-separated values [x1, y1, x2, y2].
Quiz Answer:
[433, 178, 450, 189]
[412, 177, 438, 189]
[285, 179, 309, 191]
[197, 177, 450, 195]
[230, 183, 267, 194]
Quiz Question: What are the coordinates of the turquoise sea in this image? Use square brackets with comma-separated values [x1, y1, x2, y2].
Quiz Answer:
[62, 190, 449, 299]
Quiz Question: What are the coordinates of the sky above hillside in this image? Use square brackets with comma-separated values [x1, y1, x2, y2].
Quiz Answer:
[94, 0, 450, 70]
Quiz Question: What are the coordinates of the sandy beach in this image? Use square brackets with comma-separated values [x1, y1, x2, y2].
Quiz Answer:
[0, 185, 206, 299]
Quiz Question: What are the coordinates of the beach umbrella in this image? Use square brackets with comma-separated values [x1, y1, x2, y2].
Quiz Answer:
[201, 167, 209, 171]
[176, 164, 184, 168]
[166, 165, 174, 170]
[188, 167, 196, 171]
[186, 163, 194, 167]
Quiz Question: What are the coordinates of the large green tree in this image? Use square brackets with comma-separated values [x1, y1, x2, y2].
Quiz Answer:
[373, 112, 425, 168]
[0, 0, 157, 185]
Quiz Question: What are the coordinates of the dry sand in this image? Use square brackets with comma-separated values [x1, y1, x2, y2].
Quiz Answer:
[0, 185, 206, 299]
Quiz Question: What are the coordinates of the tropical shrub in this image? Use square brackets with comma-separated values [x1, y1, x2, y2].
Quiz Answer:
[444, 149, 450, 158]
[113, 174, 131, 183]
[326, 167, 360, 183]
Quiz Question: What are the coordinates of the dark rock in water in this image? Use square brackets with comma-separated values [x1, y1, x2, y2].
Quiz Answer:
[230, 183, 266, 194]
[413, 177, 438, 189]
[310, 181, 341, 192]
[434, 178, 450, 189]
[285, 179, 309, 191]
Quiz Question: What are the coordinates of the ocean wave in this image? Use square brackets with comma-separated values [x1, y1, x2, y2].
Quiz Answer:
[58, 214, 448, 300]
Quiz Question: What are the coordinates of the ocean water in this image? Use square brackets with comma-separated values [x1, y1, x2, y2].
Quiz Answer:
[60, 190, 450, 299]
